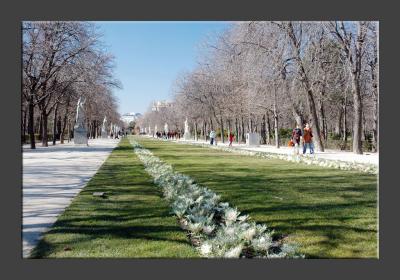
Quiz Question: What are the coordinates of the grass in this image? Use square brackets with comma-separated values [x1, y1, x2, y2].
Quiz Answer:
[30, 138, 199, 258]
[134, 136, 378, 258]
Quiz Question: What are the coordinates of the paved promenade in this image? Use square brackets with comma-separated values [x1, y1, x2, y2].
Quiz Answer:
[22, 138, 120, 257]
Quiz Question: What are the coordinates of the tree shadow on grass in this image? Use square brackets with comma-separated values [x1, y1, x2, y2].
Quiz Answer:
[30, 220, 191, 258]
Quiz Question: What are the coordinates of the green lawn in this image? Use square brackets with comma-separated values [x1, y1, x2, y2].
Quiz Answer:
[134, 136, 378, 258]
[30, 138, 199, 258]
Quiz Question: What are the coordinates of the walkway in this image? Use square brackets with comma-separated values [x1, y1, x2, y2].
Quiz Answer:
[169, 138, 378, 166]
[22, 138, 120, 258]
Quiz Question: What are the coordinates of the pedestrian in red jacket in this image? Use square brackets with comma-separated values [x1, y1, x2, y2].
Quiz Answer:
[229, 133, 234, 147]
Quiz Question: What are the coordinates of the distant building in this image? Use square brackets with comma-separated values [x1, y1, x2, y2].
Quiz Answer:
[151, 100, 172, 112]
[120, 112, 142, 125]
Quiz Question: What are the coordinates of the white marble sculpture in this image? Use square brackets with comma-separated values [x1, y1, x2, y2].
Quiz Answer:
[74, 97, 88, 145]
[183, 118, 191, 140]
[101, 116, 108, 138]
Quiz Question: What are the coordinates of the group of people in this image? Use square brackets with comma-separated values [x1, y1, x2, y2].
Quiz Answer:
[110, 130, 128, 139]
[152, 124, 313, 154]
[155, 131, 181, 140]
[290, 122, 314, 155]
[209, 130, 235, 146]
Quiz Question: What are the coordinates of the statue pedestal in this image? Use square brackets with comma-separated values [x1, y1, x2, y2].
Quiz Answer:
[183, 132, 191, 140]
[246, 133, 260, 146]
[74, 126, 88, 145]
[101, 130, 108, 139]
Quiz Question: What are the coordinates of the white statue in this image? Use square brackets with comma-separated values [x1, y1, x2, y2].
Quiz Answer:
[74, 96, 88, 145]
[75, 97, 86, 128]
[164, 123, 169, 133]
[102, 116, 107, 131]
[184, 118, 189, 134]
[101, 116, 108, 138]
[183, 117, 191, 140]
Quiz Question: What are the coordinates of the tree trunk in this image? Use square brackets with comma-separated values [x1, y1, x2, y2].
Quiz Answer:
[343, 92, 348, 146]
[293, 109, 304, 128]
[41, 110, 48, 147]
[194, 121, 198, 141]
[261, 114, 266, 144]
[362, 111, 368, 143]
[200, 121, 203, 141]
[372, 96, 378, 152]
[28, 99, 36, 149]
[52, 103, 59, 145]
[273, 94, 279, 148]
[21, 107, 25, 144]
[88, 121, 92, 139]
[240, 114, 245, 143]
[60, 115, 68, 144]
[319, 93, 327, 141]
[38, 114, 43, 141]
[306, 89, 324, 151]
[351, 77, 363, 154]
[60, 97, 70, 144]
[220, 116, 224, 143]
[335, 106, 343, 137]
[22, 105, 27, 144]
[371, 62, 378, 152]
[235, 118, 239, 143]
[266, 111, 271, 145]
[274, 112, 279, 148]
[227, 119, 231, 139]
[68, 121, 71, 142]
[284, 80, 304, 128]
[285, 22, 324, 152]
[204, 121, 207, 141]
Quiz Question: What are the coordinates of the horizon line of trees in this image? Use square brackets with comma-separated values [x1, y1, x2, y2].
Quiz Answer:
[140, 21, 378, 154]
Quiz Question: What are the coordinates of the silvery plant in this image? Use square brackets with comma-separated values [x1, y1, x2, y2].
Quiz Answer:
[130, 139, 304, 259]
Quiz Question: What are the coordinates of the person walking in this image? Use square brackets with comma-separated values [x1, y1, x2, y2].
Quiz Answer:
[228, 132, 234, 147]
[209, 130, 216, 145]
[291, 124, 303, 155]
[303, 122, 314, 154]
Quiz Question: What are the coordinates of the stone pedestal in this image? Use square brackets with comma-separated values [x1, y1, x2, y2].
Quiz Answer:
[74, 127, 88, 145]
[246, 133, 260, 146]
[101, 130, 108, 139]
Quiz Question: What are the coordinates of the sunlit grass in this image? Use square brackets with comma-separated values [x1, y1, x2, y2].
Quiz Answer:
[31, 138, 199, 258]
[134, 136, 378, 258]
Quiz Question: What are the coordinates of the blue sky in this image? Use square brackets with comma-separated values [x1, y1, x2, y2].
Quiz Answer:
[95, 21, 230, 115]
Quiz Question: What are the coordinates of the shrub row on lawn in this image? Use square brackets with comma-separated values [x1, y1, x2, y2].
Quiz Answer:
[130, 139, 303, 259]
[172, 140, 378, 175]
